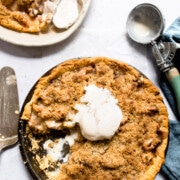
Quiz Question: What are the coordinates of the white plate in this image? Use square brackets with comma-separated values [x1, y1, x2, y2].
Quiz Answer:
[0, 0, 91, 47]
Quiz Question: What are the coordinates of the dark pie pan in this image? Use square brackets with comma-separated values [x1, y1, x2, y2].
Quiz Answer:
[18, 65, 70, 180]
[18, 59, 169, 180]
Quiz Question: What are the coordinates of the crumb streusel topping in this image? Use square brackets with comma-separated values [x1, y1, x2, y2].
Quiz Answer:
[21, 57, 168, 180]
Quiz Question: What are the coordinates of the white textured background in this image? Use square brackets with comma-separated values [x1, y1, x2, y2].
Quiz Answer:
[0, 0, 179, 179]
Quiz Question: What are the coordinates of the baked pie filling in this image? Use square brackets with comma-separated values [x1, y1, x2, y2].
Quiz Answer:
[21, 57, 168, 180]
[0, 0, 82, 33]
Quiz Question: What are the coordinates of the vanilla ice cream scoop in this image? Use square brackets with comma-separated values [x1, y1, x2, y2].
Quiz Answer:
[53, 0, 80, 29]
[74, 85, 123, 141]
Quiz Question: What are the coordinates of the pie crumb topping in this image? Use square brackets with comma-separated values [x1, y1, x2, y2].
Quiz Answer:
[21, 57, 168, 180]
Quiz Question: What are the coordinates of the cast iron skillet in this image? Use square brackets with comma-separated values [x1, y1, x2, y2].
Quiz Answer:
[18, 59, 169, 180]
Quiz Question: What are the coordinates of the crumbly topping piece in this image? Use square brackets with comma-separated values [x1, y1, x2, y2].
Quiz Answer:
[0, 1, 42, 32]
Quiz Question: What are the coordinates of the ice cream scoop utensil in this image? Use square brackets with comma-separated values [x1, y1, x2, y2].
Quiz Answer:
[126, 3, 180, 115]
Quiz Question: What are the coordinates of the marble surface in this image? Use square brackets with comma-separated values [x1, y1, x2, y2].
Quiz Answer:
[0, 0, 179, 179]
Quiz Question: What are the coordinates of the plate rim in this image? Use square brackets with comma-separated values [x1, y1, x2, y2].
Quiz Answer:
[0, 0, 91, 47]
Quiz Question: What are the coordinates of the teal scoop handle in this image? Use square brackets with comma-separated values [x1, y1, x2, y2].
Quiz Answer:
[165, 67, 180, 115]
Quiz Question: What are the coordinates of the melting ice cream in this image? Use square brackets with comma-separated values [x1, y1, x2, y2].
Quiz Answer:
[74, 85, 123, 141]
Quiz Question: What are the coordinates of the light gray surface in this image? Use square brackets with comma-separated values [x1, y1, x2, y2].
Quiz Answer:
[0, 0, 179, 179]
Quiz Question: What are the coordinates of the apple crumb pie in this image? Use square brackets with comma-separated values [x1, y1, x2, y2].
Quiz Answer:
[21, 57, 169, 180]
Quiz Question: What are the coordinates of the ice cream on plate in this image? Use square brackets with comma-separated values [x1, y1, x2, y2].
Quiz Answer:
[53, 0, 80, 29]
[0, 0, 83, 33]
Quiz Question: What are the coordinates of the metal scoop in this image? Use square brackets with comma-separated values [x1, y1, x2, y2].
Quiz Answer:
[126, 3, 180, 116]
